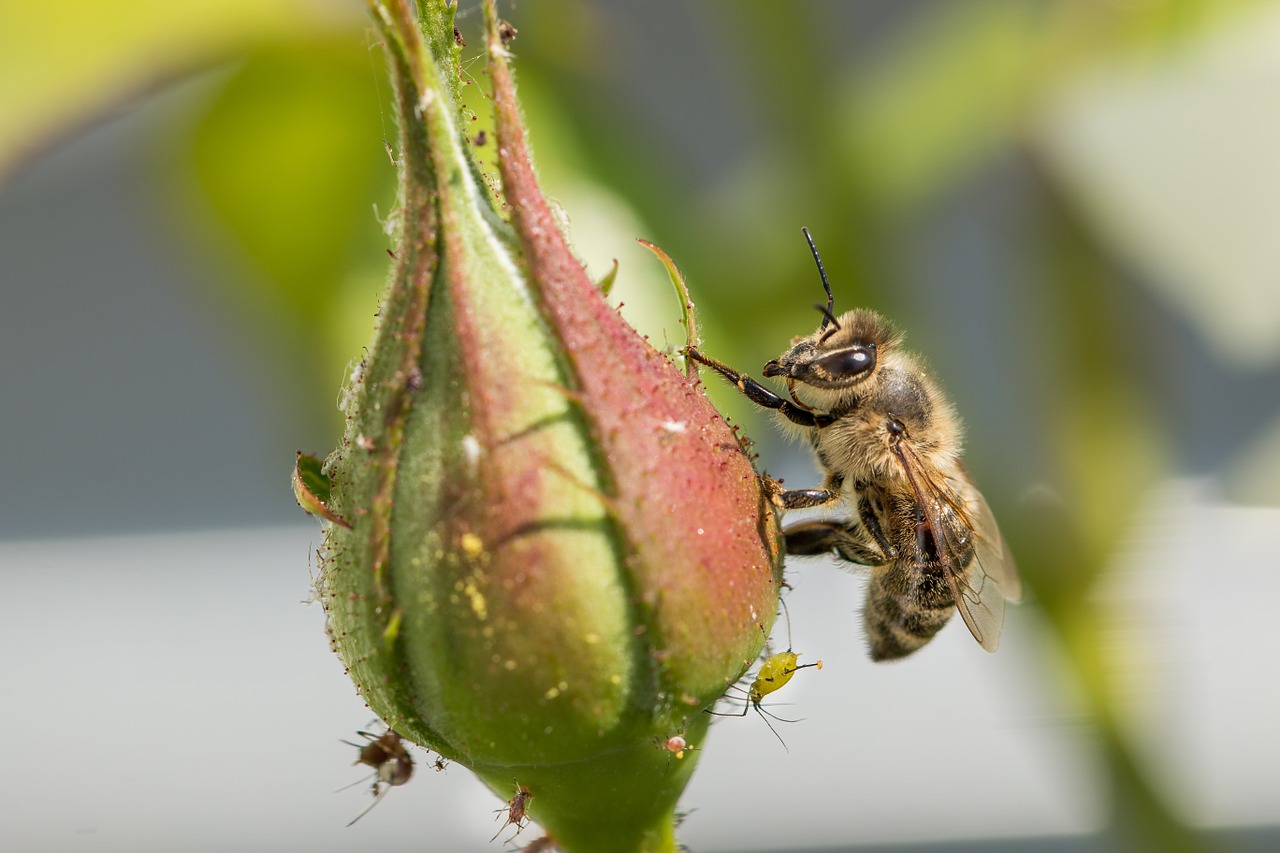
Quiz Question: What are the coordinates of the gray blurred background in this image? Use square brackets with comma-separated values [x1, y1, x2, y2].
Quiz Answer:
[3, 1, 1280, 851]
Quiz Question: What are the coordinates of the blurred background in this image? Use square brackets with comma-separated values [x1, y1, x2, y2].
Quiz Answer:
[3, 1, 1280, 850]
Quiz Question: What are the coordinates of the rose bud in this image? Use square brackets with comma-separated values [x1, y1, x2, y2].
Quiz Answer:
[297, 1, 782, 849]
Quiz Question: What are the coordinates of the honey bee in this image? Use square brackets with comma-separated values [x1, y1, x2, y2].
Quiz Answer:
[687, 229, 1021, 660]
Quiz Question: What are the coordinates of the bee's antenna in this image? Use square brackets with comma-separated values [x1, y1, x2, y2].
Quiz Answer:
[802, 227, 835, 330]
[814, 303, 842, 342]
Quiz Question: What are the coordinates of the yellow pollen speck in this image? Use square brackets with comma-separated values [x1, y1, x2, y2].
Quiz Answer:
[460, 532, 484, 558]
[463, 581, 487, 621]
[584, 632, 600, 645]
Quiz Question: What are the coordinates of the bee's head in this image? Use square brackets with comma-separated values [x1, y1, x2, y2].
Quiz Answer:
[763, 308, 900, 388]
[761, 228, 901, 389]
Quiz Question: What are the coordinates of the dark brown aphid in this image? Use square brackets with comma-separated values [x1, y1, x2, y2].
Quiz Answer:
[497, 19, 518, 44]
[687, 228, 1021, 661]
[492, 780, 534, 843]
[341, 728, 414, 826]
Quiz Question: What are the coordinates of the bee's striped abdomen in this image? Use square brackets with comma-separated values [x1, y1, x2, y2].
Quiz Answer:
[863, 564, 955, 661]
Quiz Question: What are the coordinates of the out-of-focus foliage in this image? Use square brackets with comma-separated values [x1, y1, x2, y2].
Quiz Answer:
[1037, 4, 1280, 369]
[9, 0, 1279, 849]
[0, 1, 359, 179]
[187, 35, 396, 429]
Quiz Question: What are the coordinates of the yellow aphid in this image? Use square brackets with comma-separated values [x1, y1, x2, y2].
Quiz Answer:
[708, 601, 822, 750]
[751, 651, 817, 701]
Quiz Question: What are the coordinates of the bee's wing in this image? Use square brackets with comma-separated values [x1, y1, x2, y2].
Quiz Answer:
[893, 445, 1019, 653]
[954, 465, 1021, 604]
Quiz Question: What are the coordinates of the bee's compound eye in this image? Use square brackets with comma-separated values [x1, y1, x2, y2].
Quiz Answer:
[816, 345, 876, 379]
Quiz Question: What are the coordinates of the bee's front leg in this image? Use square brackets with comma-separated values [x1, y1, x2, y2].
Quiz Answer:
[686, 347, 836, 428]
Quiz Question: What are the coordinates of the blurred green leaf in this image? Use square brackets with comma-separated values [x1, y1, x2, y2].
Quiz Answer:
[841, 2, 1043, 214]
[187, 34, 396, 424]
[190, 36, 389, 309]
[1036, 2, 1280, 368]
[840, 0, 1261, 214]
[0, 0, 359, 181]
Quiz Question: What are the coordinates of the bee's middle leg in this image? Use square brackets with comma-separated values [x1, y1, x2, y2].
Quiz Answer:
[761, 474, 841, 510]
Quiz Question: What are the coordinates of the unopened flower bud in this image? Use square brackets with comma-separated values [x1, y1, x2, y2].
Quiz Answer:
[297, 2, 782, 849]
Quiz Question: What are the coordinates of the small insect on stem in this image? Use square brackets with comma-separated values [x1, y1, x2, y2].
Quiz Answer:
[664, 734, 690, 760]
[492, 780, 534, 843]
[707, 600, 822, 751]
[339, 727, 415, 826]
[654, 730, 701, 773]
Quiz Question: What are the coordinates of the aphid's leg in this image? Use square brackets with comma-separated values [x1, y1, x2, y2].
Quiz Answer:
[345, 782, 391, 826]
[752, 699, 791, 752]
[783, 519, 887, 566]
[333, 771, 377, 794]
[705, 696, 752, 719]
[685, 347, 835, 428]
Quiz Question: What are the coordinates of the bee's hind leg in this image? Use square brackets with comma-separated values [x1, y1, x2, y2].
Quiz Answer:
[783, 519, 887, 567]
